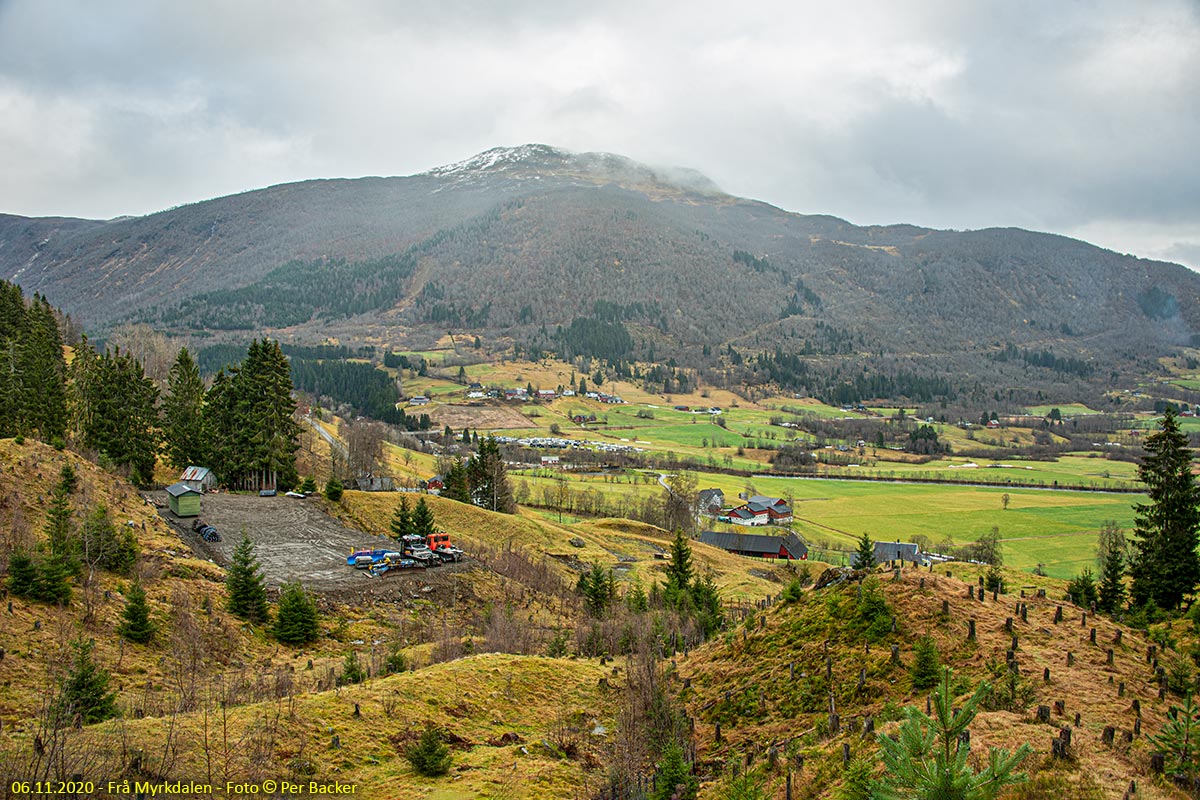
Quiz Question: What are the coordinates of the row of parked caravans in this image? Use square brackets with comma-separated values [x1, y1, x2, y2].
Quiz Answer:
[347, 532, 464, 574]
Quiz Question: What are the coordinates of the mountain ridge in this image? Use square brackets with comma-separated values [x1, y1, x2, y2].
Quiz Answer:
[2, 144, 1198, 403]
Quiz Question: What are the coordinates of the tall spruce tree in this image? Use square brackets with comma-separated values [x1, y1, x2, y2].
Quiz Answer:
[162, 347, 207, 470]
[79, 345, 160, 486]
[226, 534, 270, 623]
[467, 436, 515, 513]
[18, 297, 67, 441]
[205, 340, 299, 490]
[1097, 529, 1127, 614]
[1129, 409, 1200, 610]
[853, 532, 875, 570]
[390, 496, 414, 539]
[411, 497, 435, 538]
[442, 459, 471, 503]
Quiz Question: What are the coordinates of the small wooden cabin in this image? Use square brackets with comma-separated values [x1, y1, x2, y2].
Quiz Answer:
[166, 482, 202, 517]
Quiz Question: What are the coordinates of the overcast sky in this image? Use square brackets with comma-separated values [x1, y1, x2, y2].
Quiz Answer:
[1, 0, 1197, 267]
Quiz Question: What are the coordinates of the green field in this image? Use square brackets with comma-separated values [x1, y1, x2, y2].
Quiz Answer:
[1024, 404, 1098, 416]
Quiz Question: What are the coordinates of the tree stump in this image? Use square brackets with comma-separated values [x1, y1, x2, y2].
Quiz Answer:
[353, 703, 360, 717]
[942, 600, 950, 616]
[1106, 649, 1114, 665]
[1054, 606, 1063, 624]
[891, 645, 900, 665]
[1075, 712, 1081, 727]
[1044, 668, 1051, 682]
[1114, 629, 1122, 645]
[1102, 726, 1115, 745]
[1037, 588, 1046, 598]
[715, 722, 722, 743]
[1067, 652, 1075, 667]
[968, 619, 976, 641]
[920, 578, 925, 589]
[331, 734, 341, 749]
[1012, 635, 1019, 651]
[1054, 699, 1065, 714]
[968, 586, 975, 599]
[1132, 698, 1141, 716]
[789, 661, 795, 680]
[1005, 617, 1013, 632]
[863, 716, 875, 735]
[1150, 752, 1165, 773]
[1051, 738, 1068, 759]
[825, 656, 832, 681]
[842, 742, 850, 763]
[1020, 605, 1028, 623]
[1134, 718, 1141, 736]
[1036, 706, 1051, 723]
[1081, 612, 1087, 627]
[829, 713, 840, 736]
[1090, 628, 1097, 644]
[1118, 682, 1125, 697]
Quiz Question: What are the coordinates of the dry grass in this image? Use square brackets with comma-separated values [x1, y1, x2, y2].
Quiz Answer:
[680, 565, 1188, 799]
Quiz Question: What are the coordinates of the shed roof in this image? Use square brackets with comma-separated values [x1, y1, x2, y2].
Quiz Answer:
[166, 482, 201, 498]
[180, 466, 211, 481]
[873, 541, 921, 560]
[699, 530, 788, 556]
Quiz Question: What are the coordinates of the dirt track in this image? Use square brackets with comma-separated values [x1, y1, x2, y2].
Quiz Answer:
[154, 491, 470, 592]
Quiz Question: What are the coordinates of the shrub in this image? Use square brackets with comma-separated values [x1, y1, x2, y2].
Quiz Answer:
[1067, 568, 1098, 608]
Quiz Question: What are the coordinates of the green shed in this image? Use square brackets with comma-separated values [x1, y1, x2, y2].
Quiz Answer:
[166, 482, 202, 517]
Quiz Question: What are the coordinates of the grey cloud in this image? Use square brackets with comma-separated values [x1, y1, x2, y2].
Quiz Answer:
[0, 0, 1195, 268]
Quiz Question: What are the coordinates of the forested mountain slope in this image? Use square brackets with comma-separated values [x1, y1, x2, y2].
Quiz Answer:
[3, 144, 1198, 401]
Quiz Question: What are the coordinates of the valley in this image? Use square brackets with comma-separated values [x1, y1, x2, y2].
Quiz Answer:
[2, 145, 1200, 799]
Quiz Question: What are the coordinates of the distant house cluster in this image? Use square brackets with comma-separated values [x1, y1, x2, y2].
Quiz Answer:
[698, 530, 808, 560]
[723, 495, 794, 527]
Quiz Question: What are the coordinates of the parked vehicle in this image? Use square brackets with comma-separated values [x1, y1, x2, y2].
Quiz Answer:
[401, 534, 440, 566]
[427, 531, 464, 562]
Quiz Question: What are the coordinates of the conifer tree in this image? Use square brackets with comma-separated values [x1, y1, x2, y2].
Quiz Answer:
[81, 503, 138, 574]
[117, 580, 156, 643]
[226, 534, 270, 623]
[162, 346, 206, 470]
[874, 667, 1030, 800]
[390, 496, 414, 539]
[340, 650, 365, 685]
[44, 466, 78, 576]
[405, 725, 452, 777]
[79, 345, 160, 485]
[1130, 409, 1200, 610]
[1149, 693, 1200, 785]
[35, 553, 73, 605]
[649, 740, 698, 800]
[1067, 568, 1099, 608]
[910, 636, 941, 691]
[324, 477, 343, 502]
[853, 531, 875, 570]
[467, 436, 515, 513]
[273, 582, 321, 644]
[411, 497, 435, 537]
[18, 297, 67, 441]
[665, 530, 695, 598]
[56, 639, 118, 725]
[577, 562, 617, 617]
[442, 459, 470, 503]
[6, 550, 38, 597]
[1097, 536, 1127, 614]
